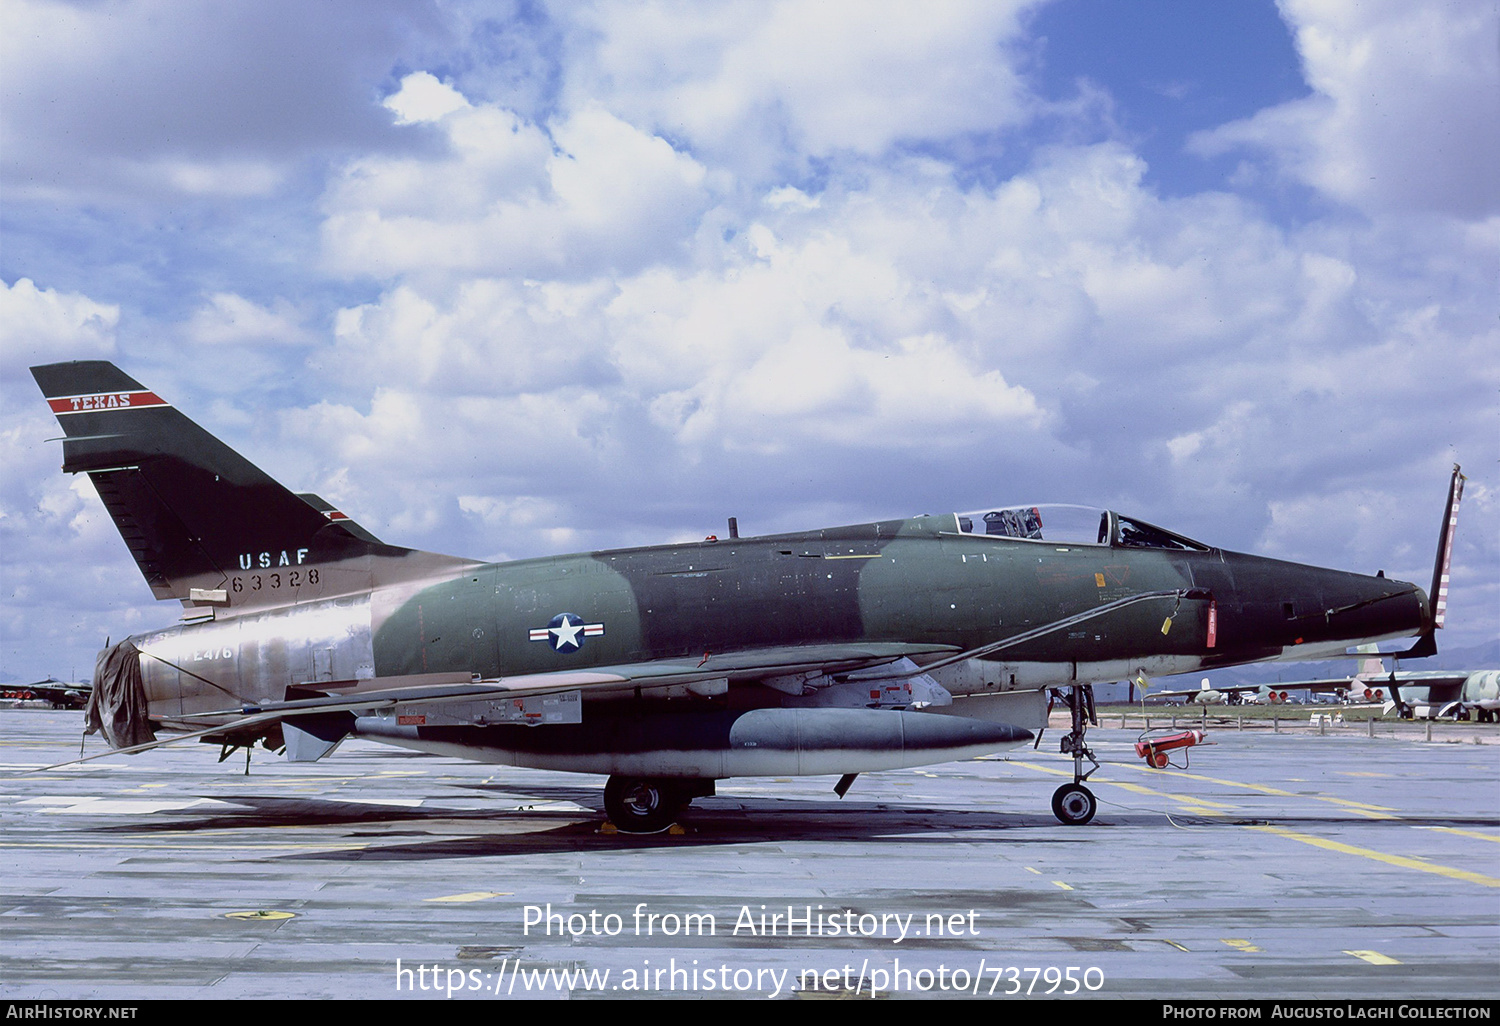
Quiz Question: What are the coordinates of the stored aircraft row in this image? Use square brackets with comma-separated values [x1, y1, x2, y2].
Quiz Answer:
[1150, 658, 1498, 720]
[32, 362, 1464, 829]
[0, 678, 91, 710]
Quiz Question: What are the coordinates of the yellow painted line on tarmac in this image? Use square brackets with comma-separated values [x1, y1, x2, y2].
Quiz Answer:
[1345, 950, 1401, 965]
[1015, 759, 1252, 806]
[1025, 756, 1406, 818]
[426, 892, 510, 903]
[217, 778, 357, 787]
[1419, 826, 1500, 844]
[1116, 764, 1397, 815]
[1309, 797, 1398, 819]
[1247, 826, 1500, 888]
[1010, 761, 1075, 778]
[0, 840, 371, 852]
[0, 763, 128, 772]
[1124, 767, 1400, 813]
[1163, 940, 1190, 952]
[1221, 938, 1261, 953]
[1110, 760, 1300, 797]
[1011, 762, 1236, 813]
[1100, 780, 1236, 812]
[225, 910, 296, 921]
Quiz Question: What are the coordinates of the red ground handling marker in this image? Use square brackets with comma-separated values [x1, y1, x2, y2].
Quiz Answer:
[1135, 729, 1207, 768]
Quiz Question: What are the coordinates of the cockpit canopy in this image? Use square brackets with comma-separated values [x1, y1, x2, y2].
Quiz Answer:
[953, 504, 1210, 551]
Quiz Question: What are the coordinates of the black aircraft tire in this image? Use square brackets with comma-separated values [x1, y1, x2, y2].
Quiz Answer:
[604, 776, 682, 833]
[1051, 783, 1097, 826]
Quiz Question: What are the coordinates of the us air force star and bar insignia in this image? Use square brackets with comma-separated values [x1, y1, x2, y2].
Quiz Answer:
[528, 613, 605, 653]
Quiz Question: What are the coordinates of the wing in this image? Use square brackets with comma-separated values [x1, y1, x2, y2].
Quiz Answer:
[26, 641, 962, 769]
[193, 640, 960, 719]
[1149, 685, 1240, 700]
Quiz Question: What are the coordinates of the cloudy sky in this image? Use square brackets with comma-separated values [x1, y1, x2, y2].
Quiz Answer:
[2, 0, 1496, 683]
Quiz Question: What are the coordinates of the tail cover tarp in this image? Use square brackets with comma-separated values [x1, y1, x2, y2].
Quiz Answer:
[86, 641, 156, 749]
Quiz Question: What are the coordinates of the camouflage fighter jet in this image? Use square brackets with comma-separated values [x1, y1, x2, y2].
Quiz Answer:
[31, 362, 1460, 830]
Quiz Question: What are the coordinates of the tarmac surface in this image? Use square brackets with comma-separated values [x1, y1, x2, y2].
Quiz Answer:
[1, 708, 1496, 1001]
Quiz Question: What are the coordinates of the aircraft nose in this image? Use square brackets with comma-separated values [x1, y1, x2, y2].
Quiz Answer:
[1220, 554, 1430, 655]
[1411, 584, 1433, 633]
[1306, 570, 1428, 646]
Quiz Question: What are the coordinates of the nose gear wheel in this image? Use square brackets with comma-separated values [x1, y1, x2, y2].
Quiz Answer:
[1049, 684, 1101, 825]
[1051, 783, 1097, 825]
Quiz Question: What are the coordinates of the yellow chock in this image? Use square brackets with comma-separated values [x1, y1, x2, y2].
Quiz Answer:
[225, 910, 295, 921]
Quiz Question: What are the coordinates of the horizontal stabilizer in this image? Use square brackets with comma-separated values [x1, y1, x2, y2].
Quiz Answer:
[296, 493, 385, 546]
[282, 712, 356, 762]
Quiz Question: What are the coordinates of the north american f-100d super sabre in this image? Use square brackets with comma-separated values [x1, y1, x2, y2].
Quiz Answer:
[32, 362, 1462, 830]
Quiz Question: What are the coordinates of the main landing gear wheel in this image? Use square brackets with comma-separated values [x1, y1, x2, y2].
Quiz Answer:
[1051, 783, 1097, 825]
[603, 776, 683, 833]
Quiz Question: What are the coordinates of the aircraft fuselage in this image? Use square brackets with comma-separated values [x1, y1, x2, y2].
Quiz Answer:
[133, 514, 1429, 722]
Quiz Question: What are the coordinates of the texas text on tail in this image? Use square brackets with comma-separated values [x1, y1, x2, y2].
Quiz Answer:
[33, 361, 1459, 830]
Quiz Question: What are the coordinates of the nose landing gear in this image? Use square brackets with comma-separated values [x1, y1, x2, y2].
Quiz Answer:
[1050, 685, 1101, 825]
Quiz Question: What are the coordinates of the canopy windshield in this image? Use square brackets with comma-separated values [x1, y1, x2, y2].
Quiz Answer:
[954, 504, 1209, 551]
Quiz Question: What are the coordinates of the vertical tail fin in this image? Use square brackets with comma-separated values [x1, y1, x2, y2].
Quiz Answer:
[32, 361, 395, 605]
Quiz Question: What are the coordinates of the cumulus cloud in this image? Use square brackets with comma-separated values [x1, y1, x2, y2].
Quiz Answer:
[1189, 0, 1500, 219]
[0, 0, 431, 203]
[0, 278, 119, 378]
[0, 409, 162, 680]
[563, 0, 1040, 177]
[329, 278, 616, 395]
[383, 71, 471, 124]
[310, 118, 1496, 551]
[185, 293, 316, 347]
[321, 89, 711, 279]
